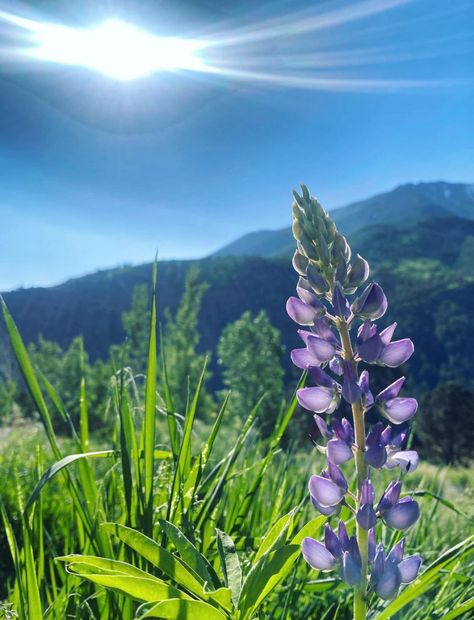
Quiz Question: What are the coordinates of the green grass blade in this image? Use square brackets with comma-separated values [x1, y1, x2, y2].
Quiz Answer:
[216, 529, 242, 608]
[442, 597, 474, 620]
[137, 598, 228, 619]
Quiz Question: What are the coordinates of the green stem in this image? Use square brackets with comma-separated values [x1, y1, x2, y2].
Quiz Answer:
[337, 320, 368, 620]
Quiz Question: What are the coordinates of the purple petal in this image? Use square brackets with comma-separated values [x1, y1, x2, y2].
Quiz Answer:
[361, 479, 375, 504]
[307, 334, 336, 363]
[380, 322, 397, 345]
[365, 444, 387, 468]
[359, 370, 375, 408]
[313, 414, 333, 440]
[312, 318, 339, 345]
[297, 329, 311, 344]
[398, 555, 421, 583]
[342, 361, 362, 404]
[301, 538, 336, 571]
[368, 529, 376, 563]
[357, 504, 377, 530]
[352, 282, 388, 320]
[333, 418, 353, 443]
[371, 546, 385, 586]
[382, 398, 418, 424]
[383, 499, 420, 530]
[327, 439, 353, 465]
[329, 355, 344, 375]
[290, 347, 319, 369]
[358, 320, 377, 342]
[332, 283, 351, 319]
[377, 377, 406, 403]
[387, 450, 419, 473]
[307, 264, 329, 294]
[286, 297, 316, 326]
[379, 339, 414, 367]
[311, 496, 339, 516]
[297, 387, 335, 413]
[338, 521, 350, 550]
[309, 475, 345, 507]
[357, 335, 383, 363]
[375, 560, 401, 599]
[341, 550, 362, 586]
[309, 367, 338, 389]
[327, 461, 348, 491]
[378, 481, 402, 512]
[388, 539, 405, 564]
[324, 524, 343, 559]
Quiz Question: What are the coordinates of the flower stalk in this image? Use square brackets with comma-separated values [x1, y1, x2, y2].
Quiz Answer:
[288, 186, 422, 619]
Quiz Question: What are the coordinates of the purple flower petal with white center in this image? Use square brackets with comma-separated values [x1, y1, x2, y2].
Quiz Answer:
[382, 498, 420, 530]
[298, 387, 336, 413]
[307, 334, 337, 363]
[398, 555, 421, 583]
[327, 438, 353, 465]
[379, 339, 414, 367]
[381, 397, 418, 424]
[301, 538, 336, 570]
[332, 282, 351, 319]
[375, 559, 401, 599]
[309, 475, 345, 508]
[311, 497, 339, 516]
[352, 282, 388, 320]
[386, 450, 419, 473]
[377, 377, 406, 403]
[286, 296, 317, 326]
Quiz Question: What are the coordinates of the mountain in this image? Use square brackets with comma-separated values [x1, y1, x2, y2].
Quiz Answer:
[214, 181, 474, 258]
[2, 215, 474, 397]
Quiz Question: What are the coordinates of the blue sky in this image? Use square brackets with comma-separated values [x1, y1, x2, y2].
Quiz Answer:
[0, 0, 473, 290]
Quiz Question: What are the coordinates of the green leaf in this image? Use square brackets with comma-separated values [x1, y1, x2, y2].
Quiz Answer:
[442, 597, 474, 620]
[157, 520, 220, 589]
[137, 598, 228, 619]
[376, 535, 474, 620]
[255, 511, 294, 561]
[23, 523, 43, 620]
[291, 515, 327, 545]
[24, 451, 116, 516]
[216, 529, 241, 608]
[239, 544, 300, 618]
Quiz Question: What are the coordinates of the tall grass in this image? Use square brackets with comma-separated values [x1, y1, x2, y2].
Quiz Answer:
[0, 289, 473, 619]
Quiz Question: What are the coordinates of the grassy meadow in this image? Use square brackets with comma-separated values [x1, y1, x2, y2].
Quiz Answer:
[0, 275, 473, 620]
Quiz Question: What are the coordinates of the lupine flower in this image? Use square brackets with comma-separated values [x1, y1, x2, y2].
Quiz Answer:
[357, 321, 414, 367]
[288, 186, 422, 607]
[302, 522, 362, 586]
[370, 539, 421, 599]
[378, 481, 420, 530]
[313, 414, 354, 464]
[365, 423, 419, 473]
[309, 462, 348, 515]
[352, 282, 388, 320]
[376, 377, 418, 424]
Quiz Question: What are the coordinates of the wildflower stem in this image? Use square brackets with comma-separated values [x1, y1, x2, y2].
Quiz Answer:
[337, 319, 368, 620]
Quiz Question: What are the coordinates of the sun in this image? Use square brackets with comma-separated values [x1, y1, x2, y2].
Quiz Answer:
[23, 18, 206, 81]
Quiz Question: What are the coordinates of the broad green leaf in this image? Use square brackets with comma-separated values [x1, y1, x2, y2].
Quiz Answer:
[216, 529, 241, 608]
[376, 535, 474, 619]
[137, 598, 228, 619]
[255, 511, 294, 561]
[291, 516, 327, 545]
[239, 544, 300, 618]
[157, 520, 220, 588]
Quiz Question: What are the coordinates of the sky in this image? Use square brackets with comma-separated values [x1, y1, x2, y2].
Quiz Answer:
[0, 0, 473, 291]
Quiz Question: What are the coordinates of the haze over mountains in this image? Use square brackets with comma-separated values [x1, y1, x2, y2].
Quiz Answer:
[214, 181, 474, 258]
[2, 181, 474, 394]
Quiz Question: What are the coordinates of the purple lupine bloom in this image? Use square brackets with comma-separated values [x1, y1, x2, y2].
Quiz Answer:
[313, 414, 354, 464]
[290, 325, 339, 370]
[297, 367, 341, 413]
[378, 481, 420, 530]
[302, 522, 362, 586]
[365, 423, 419, 472]
[309, 462, 348, 515]
[356, 479, 377, 530]
[352, 282, 388, 320]
[376, 378, 418, 424]
[357, 321, 414, 368]
[370, 539, 421, 599]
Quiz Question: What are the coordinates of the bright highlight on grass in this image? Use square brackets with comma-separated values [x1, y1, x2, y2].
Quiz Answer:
[24, 18, 205, 81]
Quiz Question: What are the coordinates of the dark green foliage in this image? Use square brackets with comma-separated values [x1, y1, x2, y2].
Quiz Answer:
[120, 283, 151, 372]
[217, 310, 285, 437]
[417, 383, 474, 464]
